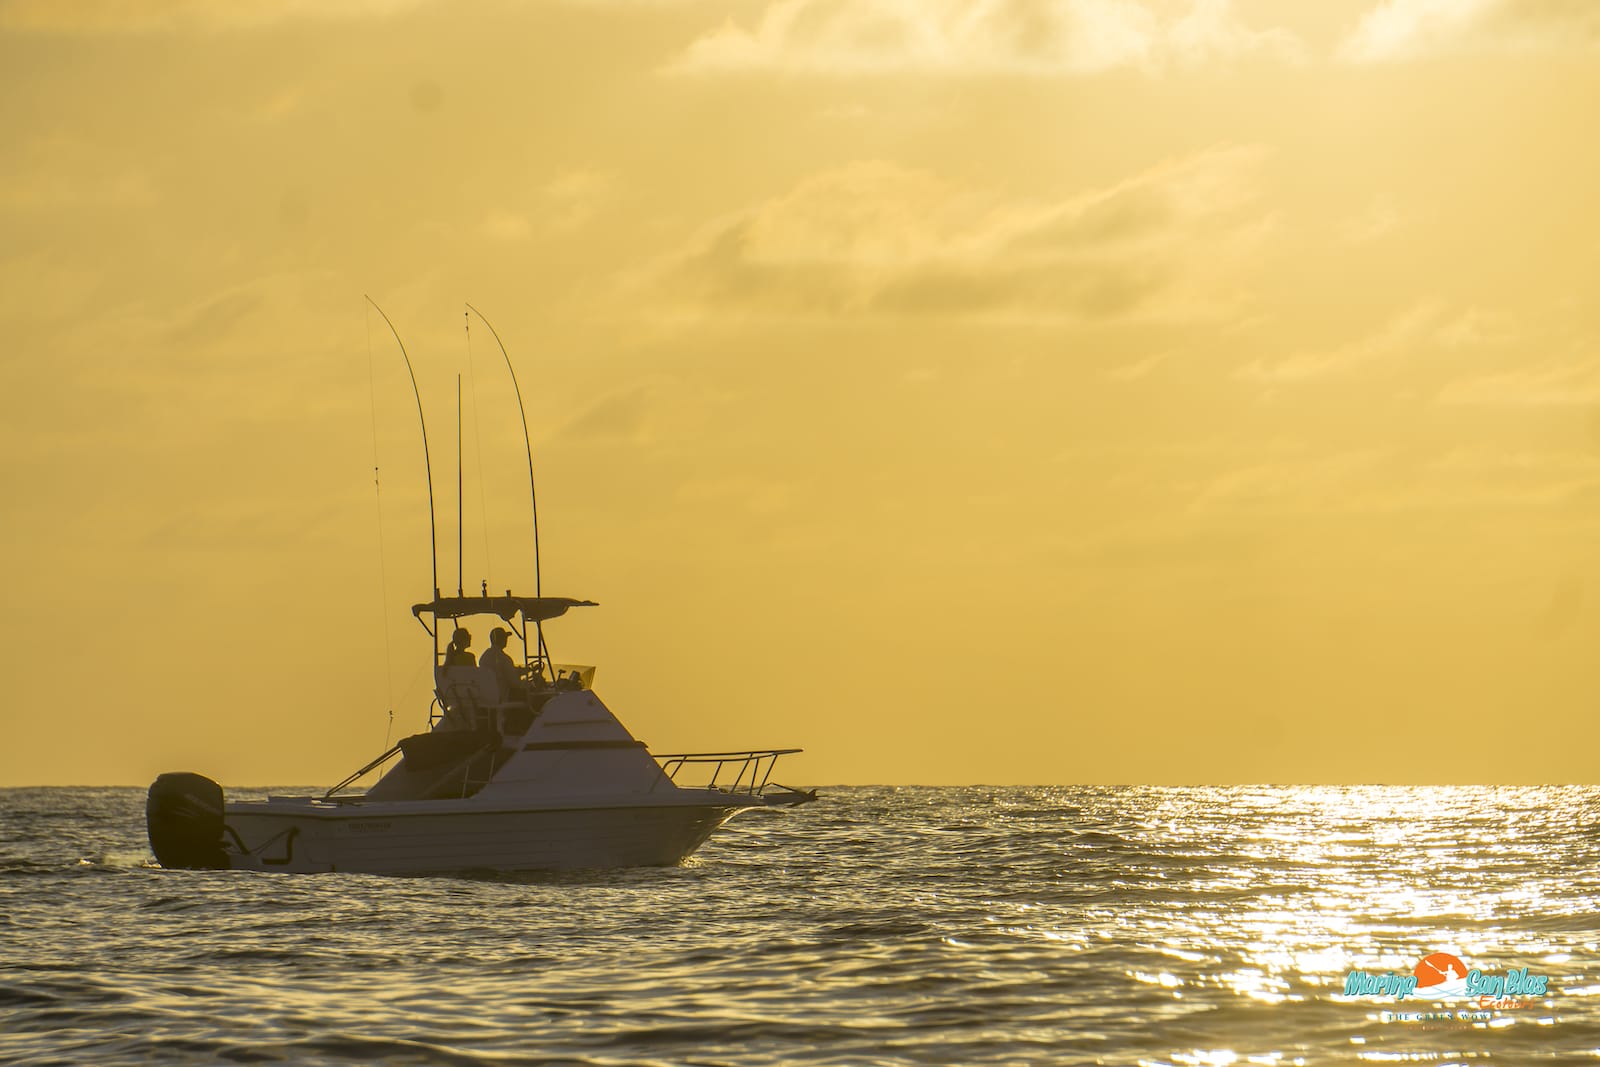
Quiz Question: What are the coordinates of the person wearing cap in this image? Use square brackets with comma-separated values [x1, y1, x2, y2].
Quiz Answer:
[443, 627, 475, 668]
[480, 626, 520, 697]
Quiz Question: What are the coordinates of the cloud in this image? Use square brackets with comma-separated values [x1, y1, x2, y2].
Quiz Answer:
[1193, 447, 1600, 519]
[1339, 0, 1600, 62]
[672, 0, 1300, 76]
[0, 0, 424, 33]
[473, 171, 617, 241]
[1338, 195, 1402, 245]
[480, 211, 533, 243]
[649, 145, 1271, 321]
[544, 374, 723, 449]
[478, 172, 616, 242]
[538, 170, 617, 231]
[1418, 446, 1600, 511]
[676, 475, 794, 517]
[1106, 350, 1170, 380]
[1051, 522, 1267, 569]
[1237, 303, 1499, 385]
[0, 137, 156, 214]
[1437, 357, 1600, 407]
[1190, 449, 1389, 516]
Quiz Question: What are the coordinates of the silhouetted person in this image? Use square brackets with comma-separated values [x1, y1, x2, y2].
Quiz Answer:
[443, 627, 475, 668]
[480, 627, 520, 697]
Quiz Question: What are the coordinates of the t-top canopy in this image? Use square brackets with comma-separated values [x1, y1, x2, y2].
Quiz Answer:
[412, 595, 597, 623]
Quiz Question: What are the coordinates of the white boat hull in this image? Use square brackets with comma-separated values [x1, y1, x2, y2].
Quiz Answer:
[147, 691, 812, 875]
[222, 797, 745, 875]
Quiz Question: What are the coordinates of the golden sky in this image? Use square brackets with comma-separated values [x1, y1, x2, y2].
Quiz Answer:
[3, 0, 1599, 786]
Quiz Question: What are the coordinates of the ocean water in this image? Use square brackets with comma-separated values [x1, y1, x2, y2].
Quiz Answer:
[2, 786, 1598, 1066]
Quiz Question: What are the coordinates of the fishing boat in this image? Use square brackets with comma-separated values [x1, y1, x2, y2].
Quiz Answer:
[144, 303, 814, 875]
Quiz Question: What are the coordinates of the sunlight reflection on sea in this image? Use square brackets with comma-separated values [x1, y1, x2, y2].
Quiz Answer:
[1, 786, 1597, 1065]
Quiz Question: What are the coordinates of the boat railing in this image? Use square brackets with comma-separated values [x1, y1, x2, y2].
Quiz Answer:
[650, 749, 802, 796]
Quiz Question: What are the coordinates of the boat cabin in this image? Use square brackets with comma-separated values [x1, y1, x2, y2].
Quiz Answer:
[417, 592, 598, 734]
[320, 590, 805, 812]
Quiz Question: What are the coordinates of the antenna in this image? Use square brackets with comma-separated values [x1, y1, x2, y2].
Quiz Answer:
[364, 296, 438, 601]
[464, 304, 541, 596]
[363, 304, 397, 741]
[456, 373, 464, 598]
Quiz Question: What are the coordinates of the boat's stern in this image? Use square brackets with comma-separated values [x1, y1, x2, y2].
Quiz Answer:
[146, 772, 231, 870]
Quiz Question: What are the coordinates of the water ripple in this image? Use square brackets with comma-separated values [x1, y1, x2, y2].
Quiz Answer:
[1, 786, 1598, 1064]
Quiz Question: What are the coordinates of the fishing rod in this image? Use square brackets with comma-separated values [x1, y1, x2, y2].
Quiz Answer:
[464, 303, 542, 597]
[364, 296, 440, 604]
[463, 302, 549, 675]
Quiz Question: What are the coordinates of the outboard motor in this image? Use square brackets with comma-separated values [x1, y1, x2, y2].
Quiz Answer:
[146, 772, 230, 870]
